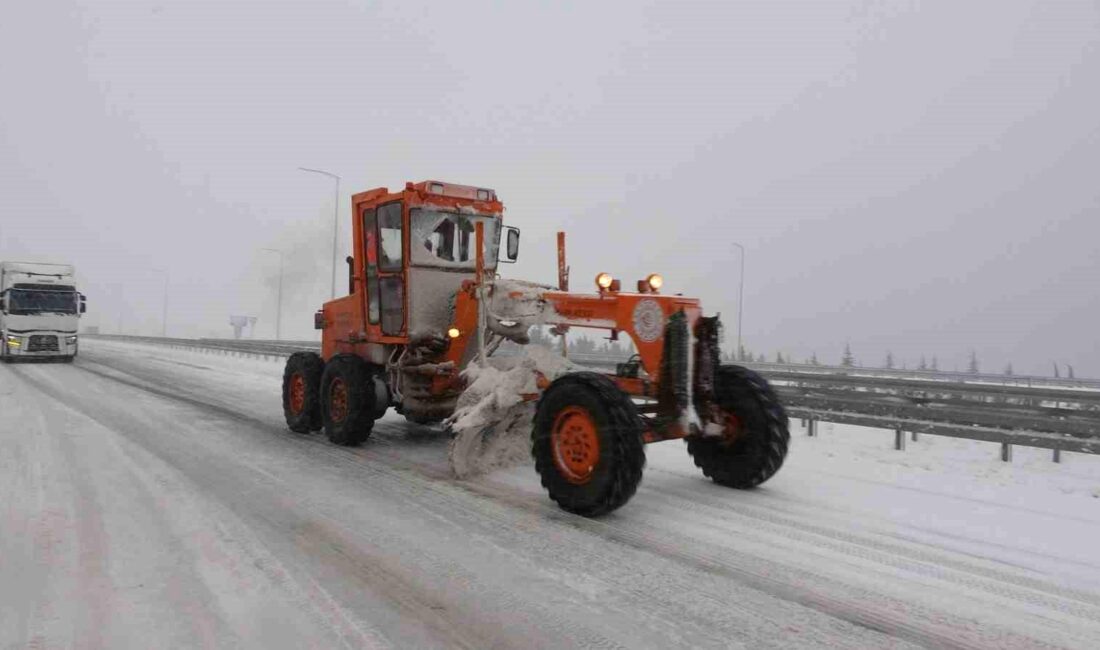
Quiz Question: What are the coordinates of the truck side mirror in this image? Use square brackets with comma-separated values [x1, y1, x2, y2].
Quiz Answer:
[79, 293, 86, 314]
[502, 227, 520, 263]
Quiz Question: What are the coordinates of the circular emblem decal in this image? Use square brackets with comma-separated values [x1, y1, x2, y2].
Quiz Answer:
[632, 299, 665, 343]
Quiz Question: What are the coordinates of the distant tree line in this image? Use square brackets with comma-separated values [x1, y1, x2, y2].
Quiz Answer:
[528, 327, 1083, 379]
[727, 342, 1079, 378]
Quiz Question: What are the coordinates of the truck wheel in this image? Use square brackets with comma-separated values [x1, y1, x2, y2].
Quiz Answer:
[532, 372, 645, 517]
[283, 352, 324, 433]
[320, 354, 376, 446]
[686, 365, 789, 488]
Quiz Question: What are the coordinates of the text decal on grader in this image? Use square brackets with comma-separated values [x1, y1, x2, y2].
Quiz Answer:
[282, 180, 789, 517]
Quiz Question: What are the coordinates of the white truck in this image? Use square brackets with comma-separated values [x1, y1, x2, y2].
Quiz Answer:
[1, 261, 85, 362]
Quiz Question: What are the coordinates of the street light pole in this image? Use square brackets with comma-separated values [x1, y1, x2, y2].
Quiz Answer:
[152, 268, 168, 337]
[731, 242, 745, 360]
[297, 167, 341, 299]
[261, 248, 284, 340]
[114, 283, 124, 334]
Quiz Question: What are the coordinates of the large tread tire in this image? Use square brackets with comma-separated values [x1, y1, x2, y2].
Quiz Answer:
[320, 354, 376, 446]
[532, 372, 645, 517]
[283, 352, 324, 433]
[687, 365, 789, 488]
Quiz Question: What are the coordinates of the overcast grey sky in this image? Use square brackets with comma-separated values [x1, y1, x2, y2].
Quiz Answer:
[2, 0, 1098, 376]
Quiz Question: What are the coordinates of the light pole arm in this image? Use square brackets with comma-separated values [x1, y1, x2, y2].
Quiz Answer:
[297, 167, 340, 181]
[152, 268, 169, 337]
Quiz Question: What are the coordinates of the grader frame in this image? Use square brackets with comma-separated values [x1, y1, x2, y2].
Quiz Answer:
[284, 179, 789, 517]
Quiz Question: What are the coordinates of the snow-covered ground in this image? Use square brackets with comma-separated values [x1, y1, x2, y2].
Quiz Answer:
[3, 338, 1100, 649]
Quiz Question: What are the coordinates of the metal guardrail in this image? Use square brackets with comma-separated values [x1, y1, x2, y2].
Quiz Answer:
[85, 334, 319, 357]
[86, 335, 1100, 458]
[739, 360, 1100, 390]
[566, 353, 1100, 389]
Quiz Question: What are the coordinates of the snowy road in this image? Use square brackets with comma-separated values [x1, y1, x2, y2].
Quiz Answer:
[3, 340, 1100, 649]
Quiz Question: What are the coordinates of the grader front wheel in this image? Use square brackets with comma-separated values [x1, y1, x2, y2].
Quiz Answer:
[687, 365, 790, 488]
[532, 373, 645, 517]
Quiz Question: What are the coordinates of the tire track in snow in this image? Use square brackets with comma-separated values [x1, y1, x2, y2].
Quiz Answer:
[56, 343, 1100, 648]
[15, 359, 645, 649]
[347, 421, 1100, 648]
[7, 363, 386, 650]
[62, 346, 922, 649]
[661, 476, 1100, 610]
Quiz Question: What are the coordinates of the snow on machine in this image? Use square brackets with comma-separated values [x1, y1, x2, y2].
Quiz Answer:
[282, 180, 789, 516]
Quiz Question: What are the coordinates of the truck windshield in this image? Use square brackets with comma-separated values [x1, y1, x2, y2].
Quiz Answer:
[7, 288, 78, 315]
[410, 209, 500, 270]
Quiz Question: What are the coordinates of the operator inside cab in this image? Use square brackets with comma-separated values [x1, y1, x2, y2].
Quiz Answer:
[422, 214, 482, 265]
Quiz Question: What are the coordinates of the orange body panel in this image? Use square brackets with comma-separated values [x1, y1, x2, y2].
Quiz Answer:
[538, 291, 702, 382]
[437, 285, 700, 401]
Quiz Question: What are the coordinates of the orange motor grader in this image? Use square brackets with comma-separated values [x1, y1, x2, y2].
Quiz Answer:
[283, 180, 789, 516]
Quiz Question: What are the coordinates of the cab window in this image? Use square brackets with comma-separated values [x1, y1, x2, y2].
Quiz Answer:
[410, 209, 500, 269]
[377, 202, 403, 272]
[362, 207, 380, 324]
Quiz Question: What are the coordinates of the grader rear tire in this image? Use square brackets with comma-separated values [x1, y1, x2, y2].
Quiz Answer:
[320, 354, 377, 446]
[687, 365, 789, 488]
[283, 352, 324, 433]
[532, 373, 645, 517]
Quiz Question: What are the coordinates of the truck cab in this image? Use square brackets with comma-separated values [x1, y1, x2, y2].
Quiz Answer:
[309, 181, 518, 425]
[0, 261, 85, 362]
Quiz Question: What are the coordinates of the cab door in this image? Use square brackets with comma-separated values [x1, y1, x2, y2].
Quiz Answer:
[363, 200, 406, 339]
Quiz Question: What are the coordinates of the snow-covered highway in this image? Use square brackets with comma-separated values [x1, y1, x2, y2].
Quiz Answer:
[3, 339, 1100, 649]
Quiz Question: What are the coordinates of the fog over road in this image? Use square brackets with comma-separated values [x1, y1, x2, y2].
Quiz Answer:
[3, 339, 1100, 649]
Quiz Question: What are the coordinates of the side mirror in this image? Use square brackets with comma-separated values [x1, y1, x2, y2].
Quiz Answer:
[79, 293, 87, 314]
[502, 226, 520, 263]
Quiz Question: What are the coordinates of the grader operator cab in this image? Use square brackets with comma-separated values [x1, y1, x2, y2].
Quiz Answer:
[283, 180, 789, 516]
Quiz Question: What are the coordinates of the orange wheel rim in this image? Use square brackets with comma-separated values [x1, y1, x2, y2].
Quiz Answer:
[716, 408, 743, 446]
[330, 378, 348, 423]
[289, 373, 306, 415]
[551, 406, 600, 485]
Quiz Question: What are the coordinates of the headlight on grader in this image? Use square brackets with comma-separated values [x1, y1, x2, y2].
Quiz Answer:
[646, 273, 664, 292]
[595, 272, 614, 290]
[447, 327, 461, 339]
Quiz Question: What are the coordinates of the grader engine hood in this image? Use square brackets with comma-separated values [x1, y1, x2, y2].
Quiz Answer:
[478, 278, 702, 367]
